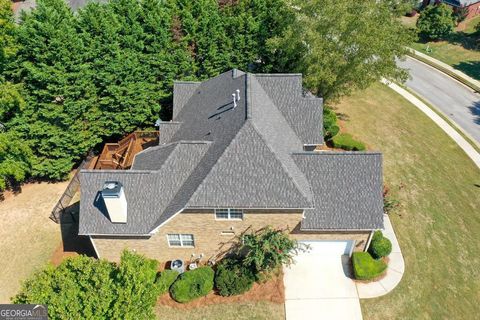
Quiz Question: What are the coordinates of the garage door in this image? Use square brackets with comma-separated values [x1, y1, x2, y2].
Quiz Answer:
[299, 240, 355, 256]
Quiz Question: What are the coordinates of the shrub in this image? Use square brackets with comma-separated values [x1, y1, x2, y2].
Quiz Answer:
[416, 4, 455, 40]
[352, 252, 387, 280]
[215, 257, 255, 296]
[157, 269, 179, 294]
[240, 227, 304, 278]
[368, 230, 393, 259]
[323, 107, 340, 141]
[169, 267, 214, 303]
[332, 133, 366, 151]
[13, 251, 161, 319]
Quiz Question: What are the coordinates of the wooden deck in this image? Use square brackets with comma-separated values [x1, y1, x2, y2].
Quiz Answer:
[90, 131, 159, 170]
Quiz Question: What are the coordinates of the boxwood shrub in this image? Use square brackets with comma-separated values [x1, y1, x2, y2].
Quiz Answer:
[332, 133, 366, 151]
[169, 267, 214, 303]
[352, 252, 387, 280]
[368, 230, 392, 259]
[215, 257, 255, 296]
[156, 269, 179, 294]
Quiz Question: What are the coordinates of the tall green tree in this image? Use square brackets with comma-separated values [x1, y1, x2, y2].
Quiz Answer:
[222, 0, 294, 72]
[267, 0, 413, 101]
[0, 132, 33, 191]
[0, 0, 18, 74]
[417, 4, 455, 40]
[14, 252, 161, 319]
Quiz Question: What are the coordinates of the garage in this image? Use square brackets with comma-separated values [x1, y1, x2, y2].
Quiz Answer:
[298, 240, 355, 257]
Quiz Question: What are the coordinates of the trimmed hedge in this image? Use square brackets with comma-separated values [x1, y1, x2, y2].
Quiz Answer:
[332, 133, 366, 151]
[352, 252, 387, 280]
[323, 107, 340, 140]
[215, 258, 255, 296]
[169, 267, 214, 303]
[368, 230, 392, 259]
[157, 269, 179, 294]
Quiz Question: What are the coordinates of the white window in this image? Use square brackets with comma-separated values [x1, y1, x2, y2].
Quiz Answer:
[215, 208, 243, 220]
[167, 234, 195, 247]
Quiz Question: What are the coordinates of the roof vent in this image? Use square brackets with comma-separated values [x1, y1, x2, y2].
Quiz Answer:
[101, 181, 127, 223]
[236, 89, 240, 101]
[232, 93, 237, 108]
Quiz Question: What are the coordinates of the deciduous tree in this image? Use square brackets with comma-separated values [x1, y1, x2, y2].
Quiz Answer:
[267, 0, 413, 101]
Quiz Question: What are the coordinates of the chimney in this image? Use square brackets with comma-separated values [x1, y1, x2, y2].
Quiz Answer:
[101, 181, 127, 223]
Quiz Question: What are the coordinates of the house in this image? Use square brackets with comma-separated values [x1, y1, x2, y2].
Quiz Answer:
[79, 69, 384, 263]
[423, 0, 480, 19]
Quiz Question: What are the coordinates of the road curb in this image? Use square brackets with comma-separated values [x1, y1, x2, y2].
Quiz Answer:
[406, 48, 480, 93]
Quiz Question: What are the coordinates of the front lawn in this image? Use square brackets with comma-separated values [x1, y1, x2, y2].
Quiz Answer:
[334, 83, 480, 319]
[410, 40, 480, 79]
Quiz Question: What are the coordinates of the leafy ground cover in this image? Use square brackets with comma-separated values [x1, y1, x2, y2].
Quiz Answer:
[334, 83, 480, 319]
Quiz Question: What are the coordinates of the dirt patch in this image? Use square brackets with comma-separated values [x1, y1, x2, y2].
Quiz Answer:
[0, 181, 69, 303]
[157, 272, 285, 309]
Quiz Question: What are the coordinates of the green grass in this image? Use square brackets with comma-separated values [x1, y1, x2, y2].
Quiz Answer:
[410, 37, 480, 80]
[334, 83, 480, 319]
[155, 302, 285, 320]
[463, 16, 480, 35]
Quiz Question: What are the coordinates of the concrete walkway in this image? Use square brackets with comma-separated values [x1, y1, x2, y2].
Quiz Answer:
[381, 79, 480, 169]
[356, 215, 404, 298]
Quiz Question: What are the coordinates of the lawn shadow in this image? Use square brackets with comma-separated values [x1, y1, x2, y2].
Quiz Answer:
[468, 100, 480, 124]
[453, 60, 480, 81]
[59, 201, 96, 257]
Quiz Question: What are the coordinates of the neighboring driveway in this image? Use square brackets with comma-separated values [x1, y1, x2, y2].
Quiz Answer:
[397, 56, 480, 144]
[284, 241, 362, 320]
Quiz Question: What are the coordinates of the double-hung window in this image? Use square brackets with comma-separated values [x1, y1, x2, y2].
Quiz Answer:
[215, 208, 243, 220]
[167, 234, 195, 247]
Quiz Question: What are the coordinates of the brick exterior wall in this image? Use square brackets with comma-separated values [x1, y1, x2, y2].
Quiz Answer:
[91, 209, 372, 263]
[466, 2, 480, 19]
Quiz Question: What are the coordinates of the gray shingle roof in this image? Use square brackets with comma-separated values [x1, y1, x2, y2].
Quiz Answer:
[292, 152, 384, 230]
[255, 74, 324, 145]
[80, 69, 383, 235]
[79, 141, 211, 235]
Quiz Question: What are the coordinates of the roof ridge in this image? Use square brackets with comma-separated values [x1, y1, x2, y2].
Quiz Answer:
[186, 120, 250, 204]
[248, 120, 313, 207]
[254, 73, 303, 77]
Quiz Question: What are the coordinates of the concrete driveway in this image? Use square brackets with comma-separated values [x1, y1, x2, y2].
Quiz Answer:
[397, 56, 480, 144]
[284, 242, 362, 320]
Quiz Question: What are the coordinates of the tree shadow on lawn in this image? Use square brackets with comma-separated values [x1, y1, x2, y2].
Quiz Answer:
[453, 60, 480, 81]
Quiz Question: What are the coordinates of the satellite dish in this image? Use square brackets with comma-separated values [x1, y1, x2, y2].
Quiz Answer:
[154, 119, 161, 127]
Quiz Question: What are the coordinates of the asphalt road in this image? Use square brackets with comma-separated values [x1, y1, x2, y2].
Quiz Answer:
[397, 56, 480, 144]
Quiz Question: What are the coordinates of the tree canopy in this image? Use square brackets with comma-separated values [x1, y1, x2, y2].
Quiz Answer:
[417, 4, 455, 40]
[13, 251, 161, 320]
[0, 0, 412, 187]
[267, 0, 413, 101]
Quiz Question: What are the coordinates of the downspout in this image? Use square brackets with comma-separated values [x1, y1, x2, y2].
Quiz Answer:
[89, 235, 101, 259]
[364, 230, 375, 252]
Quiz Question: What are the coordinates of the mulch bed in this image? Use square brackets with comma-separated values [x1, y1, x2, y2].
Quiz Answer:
[156, 271, 285, 309]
